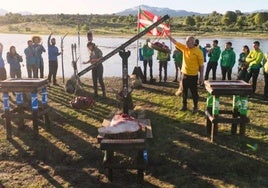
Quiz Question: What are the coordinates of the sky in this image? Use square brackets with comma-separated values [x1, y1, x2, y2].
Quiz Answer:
[1, 0, 267, 15]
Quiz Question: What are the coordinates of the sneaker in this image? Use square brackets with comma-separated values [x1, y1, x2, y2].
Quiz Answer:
[180, 106, 187, 111]
[172, 79, 178, 82]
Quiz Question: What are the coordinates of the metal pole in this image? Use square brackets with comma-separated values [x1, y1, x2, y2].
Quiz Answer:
[77, 15, 170, 77]
[61, 33, 68, 83]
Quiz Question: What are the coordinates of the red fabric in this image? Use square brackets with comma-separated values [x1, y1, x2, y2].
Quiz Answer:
[70, 96, 95, 109]
[138, 9, 170, 36]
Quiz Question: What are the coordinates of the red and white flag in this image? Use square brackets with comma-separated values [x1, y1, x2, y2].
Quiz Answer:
[138, 9, 170, 36]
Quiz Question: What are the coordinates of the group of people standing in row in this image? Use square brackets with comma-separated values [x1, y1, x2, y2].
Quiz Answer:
[0, 33, 61, 85]
[141, 35, 268, 112]
[0, 31, 106, 98]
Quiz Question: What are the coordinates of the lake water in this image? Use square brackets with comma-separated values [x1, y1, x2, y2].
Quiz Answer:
[0, 33, 268, 79]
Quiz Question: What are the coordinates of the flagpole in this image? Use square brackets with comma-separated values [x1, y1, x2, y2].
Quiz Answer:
[136, 6, 140, 67]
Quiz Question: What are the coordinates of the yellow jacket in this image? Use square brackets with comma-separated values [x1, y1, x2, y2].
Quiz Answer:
[246, 49, 263, 69]
[263, 53, 268, 74]
[174, 42, 204, 76]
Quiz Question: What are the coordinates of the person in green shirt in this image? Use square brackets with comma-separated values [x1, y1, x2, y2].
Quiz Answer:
[172, 48, 183, 82]
[220, 41, 236, 80]
[142, 38, 154, 83]
[205, 40, 221, 80]
[245, 41, 264, 94]
[263, 52, 268, 100]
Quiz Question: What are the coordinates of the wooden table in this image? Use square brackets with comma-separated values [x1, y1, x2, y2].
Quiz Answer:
[0, 78, 50, 139]
[98, 118, 152, 183]
[204, 80, 252, 142]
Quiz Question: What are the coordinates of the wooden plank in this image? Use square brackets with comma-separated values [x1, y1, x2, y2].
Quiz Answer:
[205, 110, 250, 124]
[101, 138, 145, 144]
[100, 139, 146, 150]
[204, 80, 252, 95]
[213, 117, 250, 124]
[103, 161, 146, 169]
[0, 78, 48, 92]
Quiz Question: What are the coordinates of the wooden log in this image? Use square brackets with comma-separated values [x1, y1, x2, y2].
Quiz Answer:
[100, 139, 146, 150]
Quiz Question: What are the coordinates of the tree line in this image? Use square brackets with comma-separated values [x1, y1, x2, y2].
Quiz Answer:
[0, 10, 268, 34]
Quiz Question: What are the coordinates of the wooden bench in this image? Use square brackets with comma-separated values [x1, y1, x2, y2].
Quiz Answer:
[204, 80, 252, 142]
[98, 118, 152, 183]
[0, 78, 50, 139]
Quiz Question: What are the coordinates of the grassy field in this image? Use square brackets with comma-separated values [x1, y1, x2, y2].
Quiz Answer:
[0, 77, 268, 188]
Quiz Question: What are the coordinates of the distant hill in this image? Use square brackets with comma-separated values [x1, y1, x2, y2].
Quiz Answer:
[251, 9, 268, 13]
[1, 5, 267, 17]
[115, 5, 208, 17]
[0, 8, 32, 16]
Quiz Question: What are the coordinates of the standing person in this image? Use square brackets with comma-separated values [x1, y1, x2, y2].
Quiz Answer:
[32, 36, 46, 78]
[157, 42, 170, 83]
[237, 45, 250, 80]
[87, 31, 93, 42]
[0, 43, 7, 80]
[220, 42, 236, 80]
[167, 35, 204, 113]
[24, 40, 38, 78]
[205, 40, 221, 80]
[83, 42, 106, 98]
[47, 33, 61, 86]
[142, 38, 154, 83]
[263, 52, 268, 100]
[195, 39, 207, 63]
[6, 46, 23, 78]
[245, 41, 264, 95]
[172, 48, 183, 82]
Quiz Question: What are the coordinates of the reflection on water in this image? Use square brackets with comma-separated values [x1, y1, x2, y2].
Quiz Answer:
[0, 33, 267, 79]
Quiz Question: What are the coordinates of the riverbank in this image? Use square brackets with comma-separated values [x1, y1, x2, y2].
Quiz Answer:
[1, 23, 268, 39]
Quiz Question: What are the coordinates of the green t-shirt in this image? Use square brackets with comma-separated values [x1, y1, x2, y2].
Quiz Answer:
[172, 49, 182, 67]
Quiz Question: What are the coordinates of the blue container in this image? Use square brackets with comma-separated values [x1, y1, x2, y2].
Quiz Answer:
[41, 88, 48, 104]
[31, 93, 38, 110]
[143, 150, 148, 161]
[3, 93, 9, 110]
[16, 92, 23, 105]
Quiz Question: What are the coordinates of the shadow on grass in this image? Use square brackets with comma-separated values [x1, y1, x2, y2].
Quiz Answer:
[1, 77, 268, 187]
[144, 109, 268, 187]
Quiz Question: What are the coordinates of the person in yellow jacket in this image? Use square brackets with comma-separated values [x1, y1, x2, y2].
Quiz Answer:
[245, 41, 264, 94]
[263, 52, 268, 100]
[167, 35, 204, 113]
